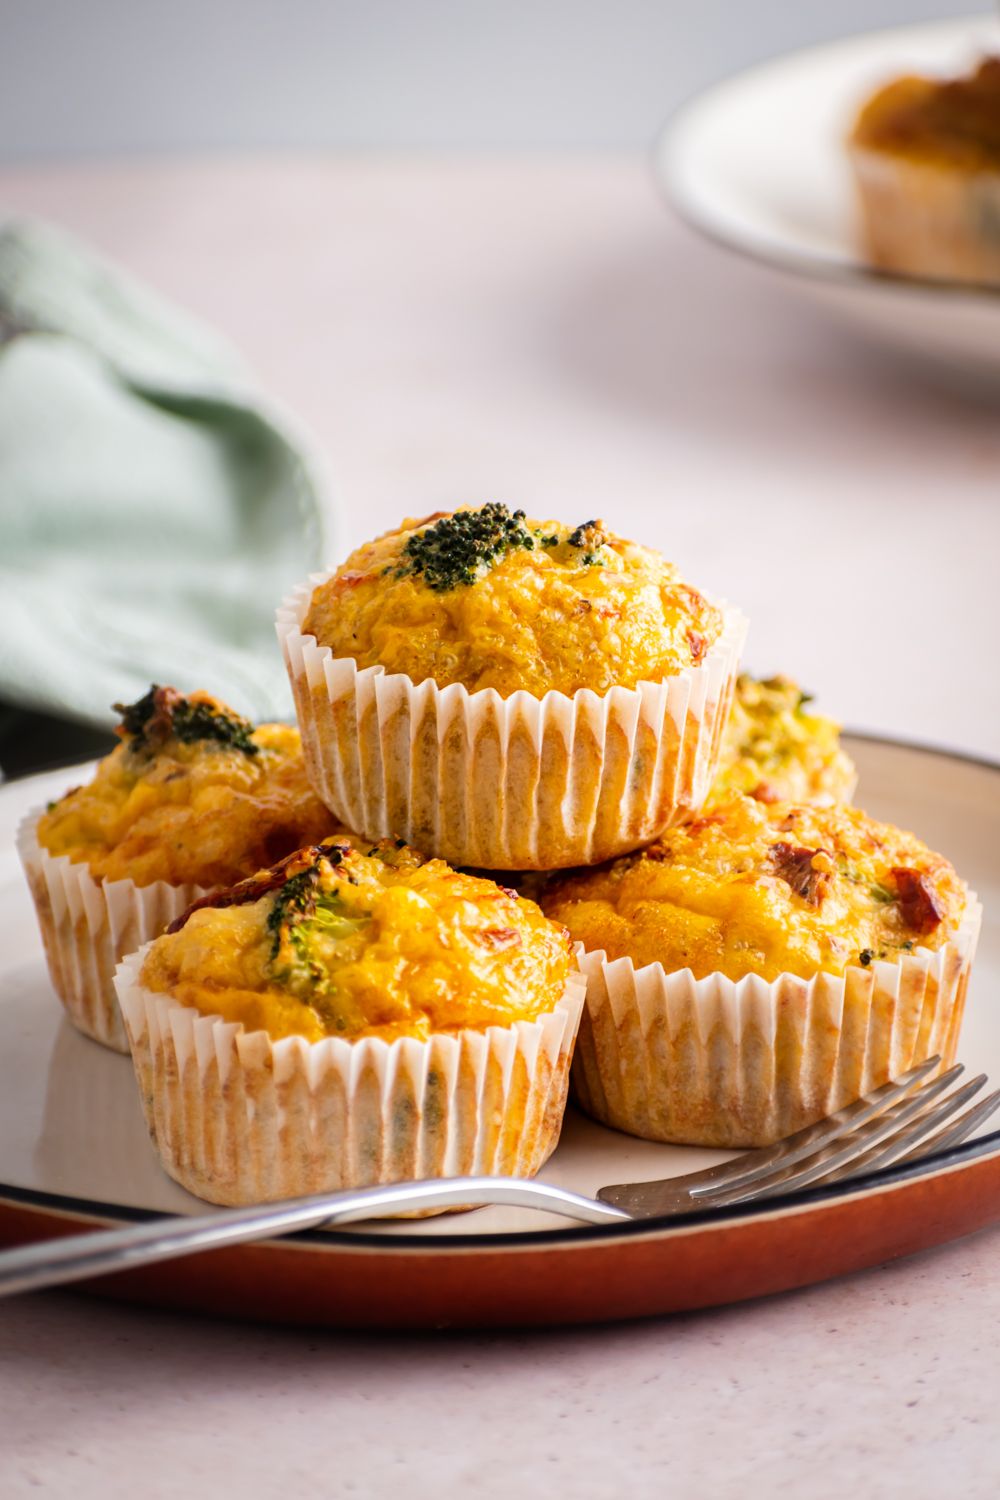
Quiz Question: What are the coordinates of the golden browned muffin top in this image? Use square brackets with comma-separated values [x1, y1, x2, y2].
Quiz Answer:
[543, 795, 967, 983]
[302, 505, 724, 697]
[709, 674, 856, 808]
[140, 838, 572, 1043]
[852, 58, 1000, 168]
[37, 686, 342, 888]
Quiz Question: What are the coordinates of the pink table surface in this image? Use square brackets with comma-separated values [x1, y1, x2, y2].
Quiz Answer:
[1, 154, 998, 1498]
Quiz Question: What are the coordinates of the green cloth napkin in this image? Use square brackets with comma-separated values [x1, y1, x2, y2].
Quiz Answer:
[0, 220, 334, 732]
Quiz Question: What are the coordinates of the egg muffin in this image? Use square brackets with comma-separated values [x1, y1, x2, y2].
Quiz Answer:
[19, 686, 343, 1052]
[279, 504, 746, 869]
[544, 796, 979, 1147]
[116, 838, 584, 1205]
[849, 57, 1000, 285]
[709, 673, 856, 807]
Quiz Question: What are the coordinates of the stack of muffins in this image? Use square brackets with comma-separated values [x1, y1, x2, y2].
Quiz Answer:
[19, 505, 981, 1206]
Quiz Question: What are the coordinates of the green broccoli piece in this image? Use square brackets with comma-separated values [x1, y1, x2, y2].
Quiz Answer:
[114, 685, 259, 758]
[396, 504, 538, 591]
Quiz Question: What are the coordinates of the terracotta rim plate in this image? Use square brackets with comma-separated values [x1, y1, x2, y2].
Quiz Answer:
[657, 16, 1000, 381]
[1, 734, 997, 1330]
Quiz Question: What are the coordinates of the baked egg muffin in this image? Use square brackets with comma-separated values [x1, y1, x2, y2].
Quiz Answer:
[116, 839, 584, 1204]
[144, 837, 572, 1043]
[545, 794, 967, 982]
[849, 57, 1000, 284]
[544, 795, 979, 1147]
[302, 504, 723, 698]
[709, 673, 856, 807]
[21, 685, 343, 1052]
[281, 505, 746, 869]
[37, 684, 338, 888]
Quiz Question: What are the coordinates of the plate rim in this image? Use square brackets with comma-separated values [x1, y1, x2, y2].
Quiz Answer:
[1, 731, 997, 1255]
[655, 12, 1000, 302]
[3, 1123, 1000, 1257]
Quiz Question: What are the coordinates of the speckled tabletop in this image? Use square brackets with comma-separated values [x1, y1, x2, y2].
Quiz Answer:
[1, 155, 998, 1498]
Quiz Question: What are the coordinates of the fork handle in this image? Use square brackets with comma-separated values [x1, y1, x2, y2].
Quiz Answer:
[0, 1177, 628, 1299]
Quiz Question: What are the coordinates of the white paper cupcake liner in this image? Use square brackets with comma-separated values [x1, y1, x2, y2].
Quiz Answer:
[18, 810, 208, 1054]
[115, 947, 586, 1207]
[851, 145, 1000, 285]
[277, 578, 747, 870]
[571, 899, 982, 1148]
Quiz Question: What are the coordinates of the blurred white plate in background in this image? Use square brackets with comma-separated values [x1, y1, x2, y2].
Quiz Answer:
[657, 15, 1000, 383]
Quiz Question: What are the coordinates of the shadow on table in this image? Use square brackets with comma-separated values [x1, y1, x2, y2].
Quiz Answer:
[0, 699, 115, 782]
[540, 213, 1000, 467]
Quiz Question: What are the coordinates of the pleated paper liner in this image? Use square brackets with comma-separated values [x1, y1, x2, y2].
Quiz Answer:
[115, 948, 586, 1208]
[277, 578, 747, 870]
[850, 144, 1000, 285]
[17, 810, 207, 1054]
[571, 899, 982, 1149]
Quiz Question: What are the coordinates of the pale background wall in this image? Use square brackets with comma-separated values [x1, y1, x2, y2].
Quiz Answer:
[0, 0, 978, 159]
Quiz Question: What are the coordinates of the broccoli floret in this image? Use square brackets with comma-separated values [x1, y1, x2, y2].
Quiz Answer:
[393, 507, 614, 589]
[113, 685, 259, 758]
[396, 504, 538, 591]
[265, 845, 371, 1006]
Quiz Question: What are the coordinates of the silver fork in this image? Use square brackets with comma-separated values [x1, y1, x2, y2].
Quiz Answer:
[2, 1056, 998, 1299]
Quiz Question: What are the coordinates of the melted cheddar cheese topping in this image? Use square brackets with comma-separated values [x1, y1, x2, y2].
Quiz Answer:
[140, 840, 572, 1042]
[709, 674, 856, 808]
[544, 795, 967, 982]
[303, 506, 723, 697]
[37, 687, 340, 888]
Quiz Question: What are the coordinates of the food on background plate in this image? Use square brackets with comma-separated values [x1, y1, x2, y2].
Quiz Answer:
[544, 794, 980, 1147]
[849, 56, 1000, 284]
[116, 837, 584, 1205]
[279, 504, 746, 870]
[19, 686, 344, 1052]
[709, 672, 856, 807]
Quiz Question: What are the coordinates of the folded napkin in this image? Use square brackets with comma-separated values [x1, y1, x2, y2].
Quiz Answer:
[0, 220, 334, 732]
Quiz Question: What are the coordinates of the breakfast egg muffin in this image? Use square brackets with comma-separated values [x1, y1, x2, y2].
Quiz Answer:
[116, 838, 584, 1205]
[709, 673, 856, 807]
[279, 504, 746, 869]
[20, 685, 344, 1052]
[544, 795, 979, 1147]
[849, 57, 1000, 284]
[303, 506, 724, 697]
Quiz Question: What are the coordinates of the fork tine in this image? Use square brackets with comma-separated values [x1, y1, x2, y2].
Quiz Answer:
[895, 1088, 1000, 1165]
[705, 1065, 966, 1206]
[798, 1076, 989, 1187]
[684, 1054, 942, 1199]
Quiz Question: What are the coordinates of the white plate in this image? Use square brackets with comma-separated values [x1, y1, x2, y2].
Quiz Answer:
[0, 735, 996, 1235]
[2, 738, 999, 1327]
[658, 15, 1000, 382]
